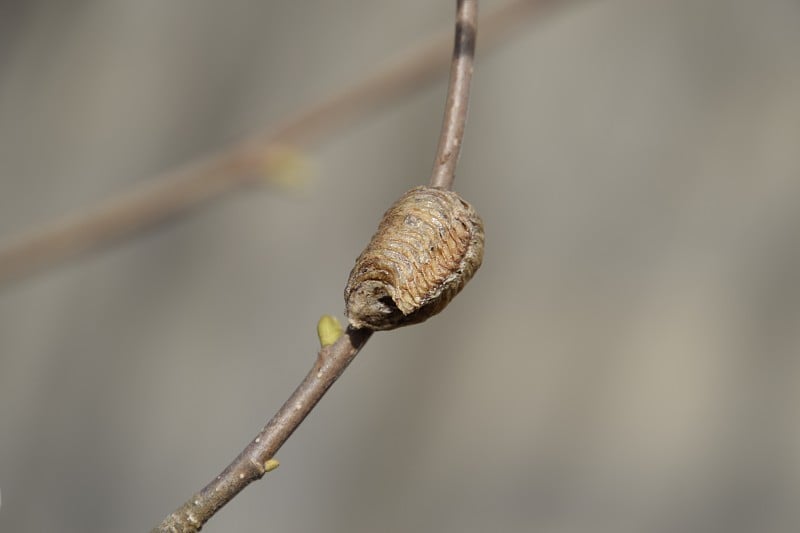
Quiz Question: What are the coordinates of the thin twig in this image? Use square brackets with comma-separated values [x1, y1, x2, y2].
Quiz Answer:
[0, 0, 553, 288]
[430, 0, 478, 191]
[152, 2, 491, 530]
[153, 327, 372, 533]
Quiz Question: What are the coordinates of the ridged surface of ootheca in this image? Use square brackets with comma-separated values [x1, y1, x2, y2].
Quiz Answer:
[345, 186, 484, 330]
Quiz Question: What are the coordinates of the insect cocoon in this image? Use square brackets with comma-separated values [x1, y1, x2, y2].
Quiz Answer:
[345, 186, 484, 330]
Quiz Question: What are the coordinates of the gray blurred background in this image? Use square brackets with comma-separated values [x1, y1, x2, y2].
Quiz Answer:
[1, 0, 800, 531]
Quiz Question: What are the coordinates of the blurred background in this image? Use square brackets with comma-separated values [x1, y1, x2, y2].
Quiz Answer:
[1, 0, 800, 531]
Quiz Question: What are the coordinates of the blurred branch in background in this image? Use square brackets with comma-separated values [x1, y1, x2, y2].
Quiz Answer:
[0, 0, 559, 289]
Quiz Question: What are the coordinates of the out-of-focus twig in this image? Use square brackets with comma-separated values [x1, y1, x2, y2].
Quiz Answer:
[0, 0, 556, 288]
